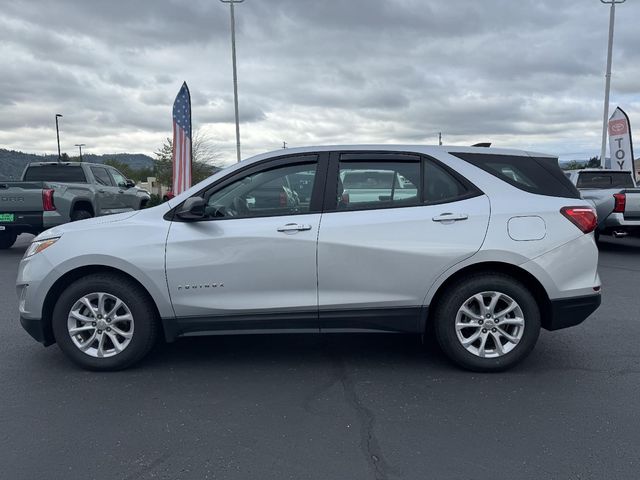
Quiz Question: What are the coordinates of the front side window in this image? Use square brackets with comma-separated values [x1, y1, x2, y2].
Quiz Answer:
[109, 169, 128, 187]
[90, 167, 114, 186]
[337, 161, 420, 210]
[205, 162, 318, 219]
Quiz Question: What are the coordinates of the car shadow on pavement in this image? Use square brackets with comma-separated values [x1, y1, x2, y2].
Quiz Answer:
[140, 333, 456, 373]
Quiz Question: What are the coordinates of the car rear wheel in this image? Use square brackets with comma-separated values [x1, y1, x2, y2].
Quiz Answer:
[0, 231, 17, 249]
[71, 209, 93, 221]
[434, 273, 541, 372]
[52, 273, 158, 370]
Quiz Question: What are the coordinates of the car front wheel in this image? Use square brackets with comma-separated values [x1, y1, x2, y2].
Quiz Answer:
[434, 273, 541, 372]
[51, 273, 158, 370]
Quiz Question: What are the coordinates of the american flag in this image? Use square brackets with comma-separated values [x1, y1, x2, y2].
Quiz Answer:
[172, 82, 192, 195]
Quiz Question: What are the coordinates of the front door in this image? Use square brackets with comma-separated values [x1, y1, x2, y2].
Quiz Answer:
[165, 154, 327, 333]
[317, 152, 490, 332]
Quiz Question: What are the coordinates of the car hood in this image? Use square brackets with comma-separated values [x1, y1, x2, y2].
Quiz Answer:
[35, 211, 141, 240]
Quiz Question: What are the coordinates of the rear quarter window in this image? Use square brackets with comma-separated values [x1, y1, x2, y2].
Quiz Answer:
[451, 152, 580, 199]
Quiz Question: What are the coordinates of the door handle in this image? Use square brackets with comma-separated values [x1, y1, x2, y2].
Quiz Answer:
[277, 223, 312, 232]
[432, 213, 469, 223]
[98, 189, 106, 193]
[118, 190, 125, 194]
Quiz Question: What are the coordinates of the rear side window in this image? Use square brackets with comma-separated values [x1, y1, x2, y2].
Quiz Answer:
[24, 165, 87, 183]
[451, 152, 580, 199]
[337, 161, 420, 210]
[576, 172, 635, 189]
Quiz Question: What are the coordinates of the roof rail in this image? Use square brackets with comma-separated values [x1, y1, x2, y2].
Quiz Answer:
[472, 142, 491, 147]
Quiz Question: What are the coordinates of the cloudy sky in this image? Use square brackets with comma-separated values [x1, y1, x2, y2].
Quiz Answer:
[1, 0, 639, 165]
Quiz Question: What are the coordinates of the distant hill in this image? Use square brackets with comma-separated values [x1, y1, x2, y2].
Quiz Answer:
[0, 149, 155, 180]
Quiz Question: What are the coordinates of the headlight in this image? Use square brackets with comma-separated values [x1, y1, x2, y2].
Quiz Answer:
[24, 237, 60, 258]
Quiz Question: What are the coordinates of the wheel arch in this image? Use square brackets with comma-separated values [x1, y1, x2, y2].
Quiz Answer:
[426, 261, 552, 331]
[41, 265, 164, 344]
[71, 198, 95, 216]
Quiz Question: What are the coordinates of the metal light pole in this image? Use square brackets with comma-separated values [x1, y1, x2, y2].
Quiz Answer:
[221, 0, 244, 163]
[75, 143, 85, 162]
[55, 114, 63, 162]
[599, 0, 625, 168]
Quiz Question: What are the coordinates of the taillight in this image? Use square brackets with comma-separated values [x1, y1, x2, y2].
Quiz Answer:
[42, 189, 56, 211]
[560, 206, 597, 234]
[613, 193, 626, 213]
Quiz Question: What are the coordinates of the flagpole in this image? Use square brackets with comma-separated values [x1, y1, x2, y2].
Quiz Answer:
[221, 0, 244, 163]
[599, 0, 625, 168]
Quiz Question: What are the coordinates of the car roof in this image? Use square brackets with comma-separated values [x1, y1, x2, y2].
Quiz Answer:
[242, 145, 555, 166]
[28, 161, 105, 167]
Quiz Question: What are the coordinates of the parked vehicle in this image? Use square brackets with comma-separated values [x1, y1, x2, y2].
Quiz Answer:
[0, 162, 150, 249]
[340, 169, 418, 205]
[16, 146, 601, 372]
[566, 169, 640, 240]
[162, 190, 175, 202]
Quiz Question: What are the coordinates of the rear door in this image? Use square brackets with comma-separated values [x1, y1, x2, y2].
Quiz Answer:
[316, 151, 490, 332]
[107, 168, 138, 211]
[89, 166, 119, 214]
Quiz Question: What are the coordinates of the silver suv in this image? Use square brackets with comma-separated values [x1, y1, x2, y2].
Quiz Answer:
[16, 146, 601, 371]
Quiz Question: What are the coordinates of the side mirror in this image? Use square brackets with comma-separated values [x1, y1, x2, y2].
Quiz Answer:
[125, 179, 136, 188]
[176, 197, 206, 221]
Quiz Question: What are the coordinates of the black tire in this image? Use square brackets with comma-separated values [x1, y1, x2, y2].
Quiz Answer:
[433, 273, 541, 372]
[70, 209, 93, 222]
[51, 273, 159, 371]
[0, 231, 17, 249]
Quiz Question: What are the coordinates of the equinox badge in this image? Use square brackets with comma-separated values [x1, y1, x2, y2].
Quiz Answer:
[178, 283, 224, 291]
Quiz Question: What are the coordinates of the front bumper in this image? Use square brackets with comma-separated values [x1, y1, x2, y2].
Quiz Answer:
[546, 294, 601, 331]
[20, 315, 54, 346]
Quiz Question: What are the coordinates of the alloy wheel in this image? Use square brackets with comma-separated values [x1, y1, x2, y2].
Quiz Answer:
[455, 291, 525, 358]
[67, 292, 134, 358]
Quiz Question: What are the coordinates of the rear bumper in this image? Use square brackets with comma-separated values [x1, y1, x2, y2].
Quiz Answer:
[0, 212, 43, 235]
[20, 315, 54, 346]
[546, 294, 601, 331]
[601, 212, 640, 231]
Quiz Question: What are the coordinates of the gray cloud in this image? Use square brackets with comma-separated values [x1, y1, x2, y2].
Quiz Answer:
[0, 0, 638, 164]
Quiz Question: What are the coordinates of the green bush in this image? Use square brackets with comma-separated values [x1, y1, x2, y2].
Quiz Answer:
[145, 194, 163, 208]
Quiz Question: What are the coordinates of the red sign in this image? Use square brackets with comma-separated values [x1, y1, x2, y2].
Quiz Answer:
[608, 118, 628, 136]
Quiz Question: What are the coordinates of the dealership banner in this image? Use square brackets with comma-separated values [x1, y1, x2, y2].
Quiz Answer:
[608, 107, 636, 181]
[172, 82, 193, 195]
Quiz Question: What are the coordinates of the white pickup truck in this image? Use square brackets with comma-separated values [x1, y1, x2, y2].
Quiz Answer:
[566, 169, 640, 240]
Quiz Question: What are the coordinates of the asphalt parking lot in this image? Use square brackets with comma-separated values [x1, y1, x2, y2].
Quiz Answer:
[1, 234, 639, 480]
